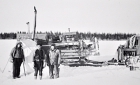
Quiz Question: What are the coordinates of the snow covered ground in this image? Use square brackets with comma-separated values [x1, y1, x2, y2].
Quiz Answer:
[0, 40, 140, 85]
[88, 40, 126, 61]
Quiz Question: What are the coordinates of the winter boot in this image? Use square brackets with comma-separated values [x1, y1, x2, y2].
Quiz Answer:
[13, 77, 16, 79]
[34, 76, 37, 79]
[40, 76, 42, 80]
[130, 66, 132, 71]
[16, 76, 21, 78]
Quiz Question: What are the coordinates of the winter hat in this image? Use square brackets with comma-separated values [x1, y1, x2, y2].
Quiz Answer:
[16, 41, 22, 45]
[51, 43, 55, 46]
[15, 41, 23, 48]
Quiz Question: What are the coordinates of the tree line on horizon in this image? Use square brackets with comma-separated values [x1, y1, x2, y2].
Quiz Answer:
[0, 31, 136, 40]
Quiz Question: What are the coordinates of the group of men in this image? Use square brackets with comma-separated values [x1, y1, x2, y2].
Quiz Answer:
[10, 42, 61, 80]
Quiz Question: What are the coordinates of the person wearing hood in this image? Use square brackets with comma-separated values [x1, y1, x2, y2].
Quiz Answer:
[10, 42, 25, 79]
[47, 44, 61, 79]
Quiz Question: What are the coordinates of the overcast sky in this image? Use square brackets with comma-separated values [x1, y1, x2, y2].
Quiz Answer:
[0, 0, 140, 33]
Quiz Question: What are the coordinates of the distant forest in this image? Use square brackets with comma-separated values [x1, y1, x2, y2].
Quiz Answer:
[0, 31, 136, 40]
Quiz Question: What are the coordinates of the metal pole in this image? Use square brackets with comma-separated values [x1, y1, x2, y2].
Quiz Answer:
[2, 57, 10, 73]
[26, 22, 30, 34]
[68, 28, 70, 32]
[23, 61, 26, 76]
[33, 6, 37, 40]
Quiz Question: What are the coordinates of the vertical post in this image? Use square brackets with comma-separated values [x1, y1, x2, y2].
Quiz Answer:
[68, 28, 70, 32]
[26, 22, 30, 34]
[33, 6, 37, 41]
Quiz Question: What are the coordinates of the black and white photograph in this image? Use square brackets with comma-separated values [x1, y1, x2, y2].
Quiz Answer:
[0, 0, 140, 85]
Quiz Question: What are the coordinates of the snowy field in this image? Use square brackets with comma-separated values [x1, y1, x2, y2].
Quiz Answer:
[0, 40, 140, 85]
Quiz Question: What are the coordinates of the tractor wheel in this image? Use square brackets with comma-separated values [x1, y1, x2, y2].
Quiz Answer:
[125, 58, 131, 67]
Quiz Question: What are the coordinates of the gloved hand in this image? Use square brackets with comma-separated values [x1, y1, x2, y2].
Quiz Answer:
[58, 64, 60, 67]
[23, 58, 25, 62]
[43, 63, 47, 68]
[9, 57, 13, 63]
[10, 59, 13, 63]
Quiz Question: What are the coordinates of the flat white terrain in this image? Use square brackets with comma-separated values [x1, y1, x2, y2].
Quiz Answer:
[0, 40, 140, 85]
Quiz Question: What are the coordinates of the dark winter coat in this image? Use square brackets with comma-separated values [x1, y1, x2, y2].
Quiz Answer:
[10, 47, 25, 59]
[33, 49, 45, 61]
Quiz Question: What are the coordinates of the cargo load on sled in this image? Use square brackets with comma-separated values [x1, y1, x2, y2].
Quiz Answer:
[54, 32, 100, 65]
[17, 31, 100, 65]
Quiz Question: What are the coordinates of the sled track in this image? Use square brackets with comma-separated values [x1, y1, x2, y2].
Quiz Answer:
[61, 59, 127, 67]
[61, 59, 108, 67]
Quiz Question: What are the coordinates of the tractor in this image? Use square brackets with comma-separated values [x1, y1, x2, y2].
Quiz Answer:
[117, 35, 140, 70]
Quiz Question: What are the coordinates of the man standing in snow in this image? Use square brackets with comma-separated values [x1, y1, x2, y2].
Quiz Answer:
[10, 42, 25, 79]
[33, 44, 46, 80]
[47, 44, 61, 79]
